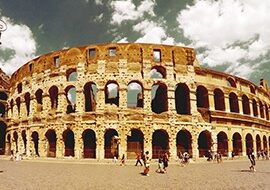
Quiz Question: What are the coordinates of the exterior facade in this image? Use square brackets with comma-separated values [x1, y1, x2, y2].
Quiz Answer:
[2, 43, 270, 160]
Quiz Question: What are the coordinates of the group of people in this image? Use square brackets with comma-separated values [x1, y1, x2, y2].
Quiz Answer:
[179, 152, 190, 166]
[156, 152, 169, 173]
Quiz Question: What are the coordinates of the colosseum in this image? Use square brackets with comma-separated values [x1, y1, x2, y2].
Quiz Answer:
[0, 43, 270, 161]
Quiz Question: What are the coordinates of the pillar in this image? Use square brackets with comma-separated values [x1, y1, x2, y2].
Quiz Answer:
[208, 92, 215, 111]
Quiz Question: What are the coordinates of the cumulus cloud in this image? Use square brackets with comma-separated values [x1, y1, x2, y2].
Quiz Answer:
[94, 13, 104, 23]
[110, 0, 155, 25]
[0, 16, 37, 75]
[177, 0, 270, 79]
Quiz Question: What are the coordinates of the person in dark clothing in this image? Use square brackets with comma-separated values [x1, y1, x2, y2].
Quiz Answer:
[135, 152, 143, 166]
[247, 148, 256, 172]
[162, 152, 169, 173]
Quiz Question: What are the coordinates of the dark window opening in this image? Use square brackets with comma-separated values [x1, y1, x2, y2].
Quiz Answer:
[16, 97, 21, 115]
[252, 99, 258, 117]
[17, 83, 22, 94]
[196, 86, 209, 109]
[217, 132, 228, 156]
[127, 129, 144, 159]
[45, 130, 57, 158]
[31, 131, 40, 156]
[259, 101, 265, 118]
[0, 91, 8, 100]
[250, 85, 256, 94]
[63, 129, 75, 157]
[82, 129, 96, 158]
[198, 130, 212, 157]
[232, 132, 242, 156]
[242, 95, 250, 115]
[175, 83, 190, 114]
[0, 103, 5, 118]
[214, 89, 225, 111]
[24, 93, 31, 116]
[229, 92, 239, 113]
[227, 78, 236, 88]
[35, 89, 43, 112]
[22, 130, 27, 154]
[49, 86, 58, 109]
[151, 83, 168, 114]
[176, 130, 192, 157]
[84, 82, 97, 112]
[0, 122, 7, 155]
[245, 133, 253, 154]
[104, 129, 119, 159]
[152, 130, 169, 159]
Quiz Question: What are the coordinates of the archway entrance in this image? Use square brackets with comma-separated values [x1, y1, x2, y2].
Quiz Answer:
[232, 132, 242, 156]
[104, 129, 119, 159]
[45, 129, 57, 157]
[22, 130, 27, 154]
[63, 129, 74, 157]
[127, 129, 144, 159]
[0, 122, 6, 155]
[176, 130, 192, 157]
[82, 129, 96, 158]
[152, 130, 169, 159]
[198, 130, 212, 157]
[263, 136, 267, 151]
[6, 134, 11, 155]
[245, 133, 253, 154]
[217, 131, 228, 156]
[31, 131, 39, 156]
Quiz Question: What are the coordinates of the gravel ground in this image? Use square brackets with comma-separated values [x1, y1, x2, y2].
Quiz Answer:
[0, 159, 269, 190]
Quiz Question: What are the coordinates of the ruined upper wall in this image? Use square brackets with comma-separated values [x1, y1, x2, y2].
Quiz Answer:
[0, 68, 10, 90]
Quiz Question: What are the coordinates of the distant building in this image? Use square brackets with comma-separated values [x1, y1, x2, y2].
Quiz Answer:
[2, 43, 270, 160]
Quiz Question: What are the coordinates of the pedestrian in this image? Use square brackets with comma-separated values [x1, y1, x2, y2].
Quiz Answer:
[162, 152, 169, 173]
[156, 155, 164, 173]
[135, 152, 143, 166]
[143, 151, 150, 176]
[231, 151, 235, 160]
[247, 148, 256, 172]
[141, 151, 146, 166]
[120, 154, 125, 166]
[10, 150, 14, 161]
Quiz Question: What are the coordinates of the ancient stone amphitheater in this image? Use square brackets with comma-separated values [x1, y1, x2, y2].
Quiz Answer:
[0, 43, 270, 160]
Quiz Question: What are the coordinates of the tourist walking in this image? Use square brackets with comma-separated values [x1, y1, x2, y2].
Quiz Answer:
[162, 152, 169, 173]
[156, 155, 164, 173]
[135, 152, 143, 166]
[247, 148, 256, 172]
[143, 151, 150, 176]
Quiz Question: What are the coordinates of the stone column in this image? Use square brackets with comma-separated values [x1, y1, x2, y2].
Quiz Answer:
[74, 129, 83, 159]
[143, 127, 152, 157]
[119, 86, 127, 109]
[242, 132, 247, 156]
[26, 130, 31, 157]
[75, 88, 84, 113]
[227, 138, 233, 158]
[17, 131, 24, 154]
[253, 135, 257, 157]
[224, 95, 230, 112]
[57, 90, 67, 114]
[208, 92, 215, 111]
[167, 86, 175, 113]
[144, 88, 152, 113]
[96, 87, 105, 111]
[190, 90, 197, 115]
[249, 99, 254, 116]
[238, 97, 243, 114]
[118, 131, 127, 159]
[42, 94, 51, 117]
[267, 137, 270, 158]
[30, 95, 37, 115]
[192, 135, 199, 160]
[56, 131, 64, 158]
[96, 128, 104, 160]
[211, 131, 218, 154]
[39, 135, 47, 157]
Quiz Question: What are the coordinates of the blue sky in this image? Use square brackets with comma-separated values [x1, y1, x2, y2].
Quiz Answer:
[0, 0, 270, 86]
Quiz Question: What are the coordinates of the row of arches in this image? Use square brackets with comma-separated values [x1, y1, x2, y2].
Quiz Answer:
[6, 128, 270, 158]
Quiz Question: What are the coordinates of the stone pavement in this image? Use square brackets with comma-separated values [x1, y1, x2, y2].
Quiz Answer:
[0, 158, 270, 190]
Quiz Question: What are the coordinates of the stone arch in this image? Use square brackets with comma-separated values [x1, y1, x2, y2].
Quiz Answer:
[217, 131, 228, 156]
[0, 102, 5, 118]
[0, 121, 7, 155]
[227, 77, 236, 87]
[152, 129, 169, 159]
[105, 81, 119, 106]
[31, 131, 40, 156]
[35, 89, 43, 112]
[250, 85, 256, 94]
[176, 129, 192, 157]
[24, 92, 31, 116]
[0, 91, 8, 100]
[82, 129, 96, 158]
[256, 134, 261, 154]
[65, 85, 76, 113]
[229, 92, 239, 113]
[84, 82, 97, 112]
[63, 129, 75, 157]
[175, 83, 190, 115]
[232, 132, 242, 156]
[45, 129, 57, 157]
[196, 85, 209, 109]
[242, 95, 250, 115]
[10, 99, 14, 114]
[127, 81, 143, 108]
[252, 99, 258, 117]
[49, 86, 59, 109]
[263, 135, 267, 150]
[16, 97, 21, 115]
[214, 88, 225, 111]
[127, 129, 144, 159]
[265, 104, 269, 120]
[66, 68, 77, 81]
[151, 82, 168, 114]
[259, 101, 265, 118]
[245, 133, 253, 154]
[150, 66, 166, 79]
[21, 130, 27, 154]
[198, 130, 212, 157]
[104, 129, 119, 158]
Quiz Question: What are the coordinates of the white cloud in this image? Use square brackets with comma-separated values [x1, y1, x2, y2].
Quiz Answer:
[0, 16, 37, 75]
[94, 0, 103, 5]
[177, 0, 270, 78]
[117, 37, 128, 43]
[110, 0, 155, 25]
[94, 13, 104, 23]
[133, 20, 175, 45]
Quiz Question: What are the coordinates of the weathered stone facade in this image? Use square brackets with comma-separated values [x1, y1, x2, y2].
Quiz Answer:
[3, 43, 270, 160]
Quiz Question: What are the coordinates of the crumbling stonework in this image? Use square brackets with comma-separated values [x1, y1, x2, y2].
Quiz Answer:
[3, 43, 270, 160]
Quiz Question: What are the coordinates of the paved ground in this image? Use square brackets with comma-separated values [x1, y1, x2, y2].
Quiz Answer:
[0, 158, 270, 190]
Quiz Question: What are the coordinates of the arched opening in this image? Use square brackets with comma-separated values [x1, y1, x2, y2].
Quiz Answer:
[175, 83, 190, 114]
[105, 82, 119, 106]
[198, 130, 212, 157]
[127, 82, 143, 108]
[263, 135, 267, 151]
[84, 82, 97, 112]
[17, 83, 22, 94]
[265, 105, 269, 120]
[45, 129, 57, 157]
[63, 129, 75, 157]
[49, 86, 58, 109]
[152, 130, 169, 159]
[256, 135, 261, 154]
[196, 85, 209, 109]
[13, 131, 18, 152]
[150, 66, 166, 79]
[127, 129, 144, 159]
[24, 92, 31, 116]
[232, 132, 242, 156]
[151, 83, 168, 114]
[6, 134, 11, 155]
[0, 102, 5, 117]
[242, 95, 250, 115]
[227, 78, 236, 87]
[259, 101, 265, 118]
[245, 133, 253, 154]
[229, 92, 239, 113]
[35, 89, 43, 112]
[217, 131, 228, 156]
[31, 131, 39, 156]
[22, 130, 27, 154]
[65, 86, 76, 113]
[0, 91, 8, 101]
[66, 68, 77, 81]
[10, 99, 14, 115]
[252, 99, 258, 117]
[104, 129, 119, 158]
[0, 122, 7, 155]
[176, 130, 192, 157]
[250, 85, 256, 94]
[214, 89, 225, 111]
[16, 97, 21, 115]
[82, 129, 96, 158]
